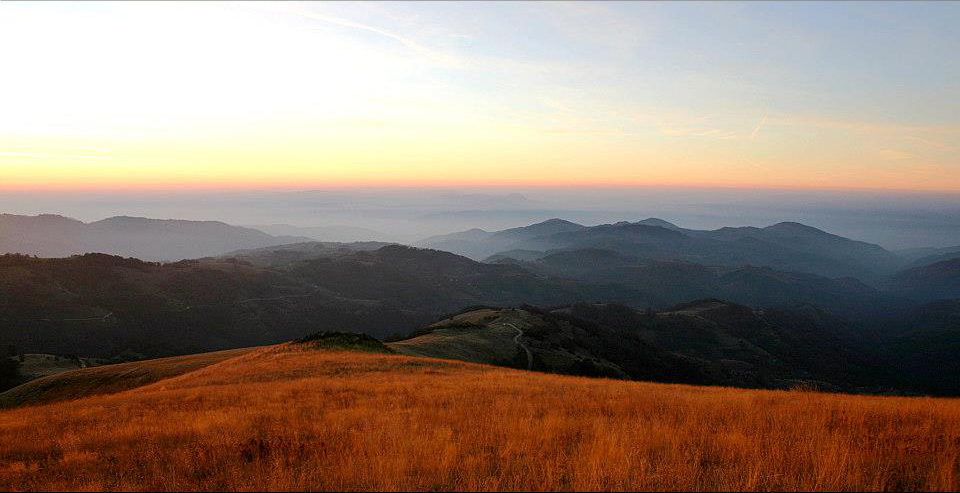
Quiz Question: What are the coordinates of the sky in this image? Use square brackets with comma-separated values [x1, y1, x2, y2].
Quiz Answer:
[1, 1, 959, 192]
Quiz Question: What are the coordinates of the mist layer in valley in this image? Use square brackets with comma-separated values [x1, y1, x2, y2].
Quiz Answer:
[2, 187, 959, 250]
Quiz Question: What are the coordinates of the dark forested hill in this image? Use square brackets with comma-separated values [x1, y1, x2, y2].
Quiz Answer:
[390, 301, 897, 394]
[883, 258, 960, 302]
[485, 248, 906, 324]
[0, 247, 645, 359]
[2, 240, 955, 396]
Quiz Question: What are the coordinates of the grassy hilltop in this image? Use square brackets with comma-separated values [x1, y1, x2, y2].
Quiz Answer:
[1, 342, 958, 491]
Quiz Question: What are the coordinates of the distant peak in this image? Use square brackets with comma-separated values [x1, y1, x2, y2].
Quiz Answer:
[535, 218, 581, 227]
[94, 216, 229, 226]
[98, 215, 149, 221]
[765, 221, 819, 232]
[492, 218, 585, 239]
[636, 218, 681, 230]
[0, 213, 83, 224]
[378, 243, 417, 252]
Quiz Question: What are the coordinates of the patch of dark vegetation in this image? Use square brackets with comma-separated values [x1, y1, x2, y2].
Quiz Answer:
[0, 357, 21, 393]
[294, 331, 394, 353]
[667, 298, 728, 311]
[527, 301, 901, 393]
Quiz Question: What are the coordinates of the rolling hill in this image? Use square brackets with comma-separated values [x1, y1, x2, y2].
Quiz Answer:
[0, 353, 108, 392]
[0, 342, 957, 491]
[0, 347, 255, 408]
[244, 223, 392, 243]
[219, 240, 394, 268]
[487, 248, 906, 322]
[389, 302, 895, 393]
[3, 240, 954, 396]
[0, 246, 645, 360]
[878, 299, 960, 395]
[896, 245, 960, 267]
[282, 244, 645, 315]
[883, 257, 960, 302]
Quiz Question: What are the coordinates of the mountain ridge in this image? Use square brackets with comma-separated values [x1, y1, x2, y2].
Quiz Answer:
[0, 214, 311, 261]
[422, 218, 904, 280]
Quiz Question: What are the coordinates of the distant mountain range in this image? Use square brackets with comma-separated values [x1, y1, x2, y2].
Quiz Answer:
[895, 245, 960, 267]
[420, 218, 906, 280]
[4, 214, 940, 284]
[3, 213, 954, 307]
[219, 241, 395, 268]
[883, 258, 960, 302]
[488, 250, 905, 326]
[2, 212, 959, 396]
[0, 214, 311, 261]
[2, 236, 959, 395]
[245, 223, 392, 243]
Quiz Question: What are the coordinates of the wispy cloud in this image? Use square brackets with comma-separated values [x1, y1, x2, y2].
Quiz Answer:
[904, 135, 956, 152]
[659, 125, 737, 140]
[749, 115, 768, 139]
[766, 115, 960, 136]
[262, 3, 465, 68]
[541, 128, 628, 136]
[538, 96, 574, 113]
[876, 149, 913, 161]
[0, 150, 112, 161]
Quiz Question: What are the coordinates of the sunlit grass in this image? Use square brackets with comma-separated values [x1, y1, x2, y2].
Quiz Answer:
[1, 345, 958, 491]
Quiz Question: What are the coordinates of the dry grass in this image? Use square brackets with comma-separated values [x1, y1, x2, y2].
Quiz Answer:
[1, 345, 958, 491]
[0, 347, 256, 409]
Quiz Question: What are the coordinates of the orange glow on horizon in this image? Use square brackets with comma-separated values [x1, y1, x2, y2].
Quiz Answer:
[4, 177, 960, 195]
[2, 3, 958, 196]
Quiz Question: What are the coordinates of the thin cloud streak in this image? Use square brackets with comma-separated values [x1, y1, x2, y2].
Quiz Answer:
[263, 3, 465, 68]
[750, 115, 768, 139]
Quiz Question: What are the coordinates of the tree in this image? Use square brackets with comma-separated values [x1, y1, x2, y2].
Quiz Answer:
[0, 357, 20, 392]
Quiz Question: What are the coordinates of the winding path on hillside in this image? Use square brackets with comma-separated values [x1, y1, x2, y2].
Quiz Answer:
[1, 311, 114, 323]
[503, 322, 533, 371]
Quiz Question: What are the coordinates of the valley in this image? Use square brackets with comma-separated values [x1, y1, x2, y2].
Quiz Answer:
[2, 215, 959, 396]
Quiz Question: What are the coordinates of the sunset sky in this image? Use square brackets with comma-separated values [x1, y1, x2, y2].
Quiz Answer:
[1, 1, 958, 191]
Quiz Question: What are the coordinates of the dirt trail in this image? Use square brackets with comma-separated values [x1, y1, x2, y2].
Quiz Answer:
[503, 322, 533, 371]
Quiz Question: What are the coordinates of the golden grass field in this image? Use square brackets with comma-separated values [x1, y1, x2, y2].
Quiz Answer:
[1, 344, 959, 491]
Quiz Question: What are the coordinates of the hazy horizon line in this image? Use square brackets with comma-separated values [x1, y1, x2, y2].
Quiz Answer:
[4, 183, 960, 196]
